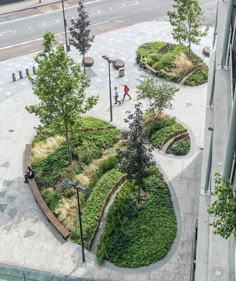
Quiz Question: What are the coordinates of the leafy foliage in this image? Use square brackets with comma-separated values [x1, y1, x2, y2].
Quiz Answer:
[96, 174, 177, 267]
[168, 137, 191, 155]
[144, 114, 185, 148]
[69, 1, 95, 73]
[33, 146, 69, 187]
[118, 103, 153, 200]
[26, 32, 98, 162]
[137, 75, 178, 118]
[168, 0, 207, 60]
[208, 174, 236, 239]
[136, 42, 207, 86]
[71, 169, 123, 244]
[41, 188, 60, 212]
[184, 67, 208, 86]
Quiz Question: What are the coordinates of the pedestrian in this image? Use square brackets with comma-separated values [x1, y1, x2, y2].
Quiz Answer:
[24, 166, 34, 183]
[122, 85, 131, 101]
[114, 87, 121, 105]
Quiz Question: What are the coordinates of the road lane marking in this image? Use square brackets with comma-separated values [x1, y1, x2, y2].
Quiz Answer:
[0, 0, 103, 26]
[38, 19, 59, 27]
[0, 30, 16, 36]
[0, 32, 64, 50]
[113, 0, 138, 9]
[89, 9, 101, 15]
[90, 20, 109, 27]
[0, 19, 109, 49]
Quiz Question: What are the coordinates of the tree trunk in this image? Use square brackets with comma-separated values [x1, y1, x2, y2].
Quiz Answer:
[188, 41, 191, 62]
[82, 53, 86, 74]
[64, 121, 72, 163]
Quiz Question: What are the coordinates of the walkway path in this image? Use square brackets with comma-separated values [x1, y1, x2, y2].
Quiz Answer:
[0, 21, 212, 281]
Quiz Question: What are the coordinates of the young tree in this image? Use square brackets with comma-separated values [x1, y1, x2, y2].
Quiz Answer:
[167, 0, 207, 60]
[69, 1, 95, 74]
[118, 103, 153, 201]
[26, 32, 98, 162]
[208, 174, 236, 239]
[136, 75, 177, 119]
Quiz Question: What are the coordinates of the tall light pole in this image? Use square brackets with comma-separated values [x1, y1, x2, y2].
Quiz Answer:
[102, 55, 115, 122]
[63, 179, 90, 262]
[61, 0, 70, 52]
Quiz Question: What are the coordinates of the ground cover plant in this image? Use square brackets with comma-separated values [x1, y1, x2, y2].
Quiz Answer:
[144, 113, 185, 149]
[167, 136, 191, 156]
[70, 169, 124, 244]
[136, 42, 208, 86]
[96, 166, 177, 267]
[31, 116, 122, 231]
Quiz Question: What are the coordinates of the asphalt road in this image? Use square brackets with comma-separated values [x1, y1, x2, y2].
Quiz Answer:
[0, 0, 216, 59]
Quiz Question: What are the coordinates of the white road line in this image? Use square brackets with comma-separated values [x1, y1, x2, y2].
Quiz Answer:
[113, 0, 138, 9]
[38, 19, 59, 27]
[90, 20, 109, 27]
[89, 9, 101, 15]
[115, 20, 125, 23]
[0, 0, 103, 26]
[0, 30, 16, 36]
[0, 32, 64, 50]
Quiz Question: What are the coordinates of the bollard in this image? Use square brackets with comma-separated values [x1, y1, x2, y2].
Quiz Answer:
[19, 71, 23, 79]
[32, 66, 36, 74]
[12, 73, 16, 82]
[26, 68, 29, 76]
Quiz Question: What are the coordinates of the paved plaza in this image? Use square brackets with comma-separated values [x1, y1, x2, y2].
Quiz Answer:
[0, 21, 212, 281]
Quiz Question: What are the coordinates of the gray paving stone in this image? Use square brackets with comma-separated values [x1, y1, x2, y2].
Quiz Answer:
[0, 191, 7, 198]
[7, 208, 17, 219]
[0, 204, 7, 212]
[0, 161, 10, 168]
[6, 195, 16, 203]
[24, 230, 35, 238]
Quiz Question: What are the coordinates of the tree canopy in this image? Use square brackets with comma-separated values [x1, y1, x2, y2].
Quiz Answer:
[118, 103, 153, 201]
[69, 1, 95, 73]
[208, 173, 236, 239]
[136, 75, 177, 119]
[168, 0, 207, 60]
[26, 32, 98, 162]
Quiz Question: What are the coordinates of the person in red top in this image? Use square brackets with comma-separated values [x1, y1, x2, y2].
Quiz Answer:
[122, 85, 131, 101]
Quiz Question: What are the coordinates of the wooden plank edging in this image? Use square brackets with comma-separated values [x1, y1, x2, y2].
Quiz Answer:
[25, 144, 70, 240]
[88, 174, 127, 250]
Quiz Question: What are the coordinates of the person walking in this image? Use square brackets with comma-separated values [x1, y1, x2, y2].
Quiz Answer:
[122, 85, 131, 101]
[114, 87, 121, 105]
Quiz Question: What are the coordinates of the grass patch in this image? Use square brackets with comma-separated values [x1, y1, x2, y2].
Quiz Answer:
[96, 172, 177, 267]
[70, 169, 124, 244]
[136, 41, 207, 86]
[184, 66, 208, 86]
[144, 113, 185, 149]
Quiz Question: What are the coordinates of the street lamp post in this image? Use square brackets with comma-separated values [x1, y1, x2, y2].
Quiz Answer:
[63, 179, 90, 262]
[102, 55, 115, 122]
[61, 0, 70, 52]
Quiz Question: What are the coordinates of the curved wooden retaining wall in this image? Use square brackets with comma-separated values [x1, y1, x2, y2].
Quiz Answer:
[88, 174, 127, 250]
[160, 129, 187, 149]
[25, 144, 70, 240]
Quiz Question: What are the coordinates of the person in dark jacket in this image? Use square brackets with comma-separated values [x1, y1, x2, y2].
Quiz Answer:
[24, 166, 34, 183]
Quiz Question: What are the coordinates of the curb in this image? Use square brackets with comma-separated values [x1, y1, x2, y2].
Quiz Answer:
[0, 0, 69, 16]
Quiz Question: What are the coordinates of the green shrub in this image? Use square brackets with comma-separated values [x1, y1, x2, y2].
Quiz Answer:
[136, 41, 206, 85]
[41, 188, 60, 212]
[72, 169, 124, 244]
[96, 175, 177, 267]
[89, 156, 118, 189]
[33, 146, 68, 187]
[184, 67, 208, 86]
[150, 123, 184, 148]
[74, 116, 111, 129]
[168, 137, 191, 155]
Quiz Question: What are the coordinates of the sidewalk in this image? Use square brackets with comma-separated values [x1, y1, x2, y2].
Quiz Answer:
[0, 21, 213, 281]
[0, 0, 74, 15]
